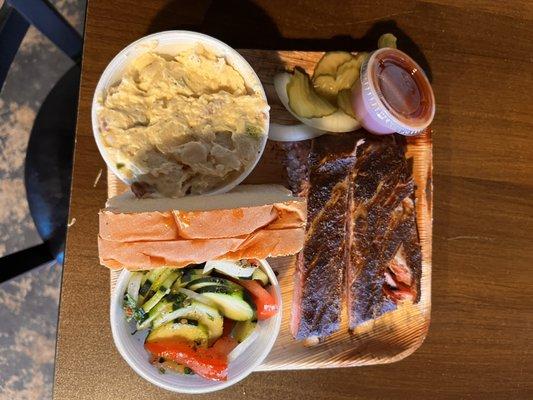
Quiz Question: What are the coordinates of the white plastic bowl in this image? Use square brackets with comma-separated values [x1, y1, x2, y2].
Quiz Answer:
[110, 260, 282, 393]
[92, 30, 269, 195]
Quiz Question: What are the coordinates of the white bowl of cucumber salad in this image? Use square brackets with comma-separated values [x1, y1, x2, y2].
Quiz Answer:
[110, 259, 282, 393]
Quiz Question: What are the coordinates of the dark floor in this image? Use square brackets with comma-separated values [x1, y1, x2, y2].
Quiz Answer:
[0, 1, 86, 398]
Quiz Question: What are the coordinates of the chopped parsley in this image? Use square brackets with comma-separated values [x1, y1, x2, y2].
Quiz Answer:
[122, 294, 147, 323]
[245, 125, 263, 138]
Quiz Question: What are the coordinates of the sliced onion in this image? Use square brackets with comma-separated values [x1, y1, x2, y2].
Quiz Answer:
[228, 329, 260, 362]
[127, 272, 143, 305]
[203, 260, 256, 279]
[268, 122, 325, 142]
[177, 288, 218, 308]
[274, 72, 361, 133]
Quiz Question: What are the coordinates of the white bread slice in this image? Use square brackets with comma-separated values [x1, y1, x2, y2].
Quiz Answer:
[100, 184, 306, 241]
[105, 184, 298, 212]
[98, 227, 304, 270]
[98, 184, 306, 270]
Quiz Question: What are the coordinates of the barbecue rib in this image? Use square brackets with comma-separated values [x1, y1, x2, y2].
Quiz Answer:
[290, 134, 361, 341]
[346, 134, 422, 328]
[286, 132, 423, 340]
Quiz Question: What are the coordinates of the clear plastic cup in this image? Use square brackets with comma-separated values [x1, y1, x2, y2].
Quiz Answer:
[351, 48, 435, 136]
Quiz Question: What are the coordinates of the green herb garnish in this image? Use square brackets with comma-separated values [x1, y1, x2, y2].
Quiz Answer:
[245, 125, 263, 138]
[122, 293, 147, 323]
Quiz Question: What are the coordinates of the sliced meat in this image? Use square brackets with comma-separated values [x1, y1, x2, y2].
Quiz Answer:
[346, 134, 422, 328]
[290, 133, 361, 341]
[280, 140, 312, 197]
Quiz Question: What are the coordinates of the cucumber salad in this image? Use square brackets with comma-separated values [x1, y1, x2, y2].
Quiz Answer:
[122, 259, 278, 381]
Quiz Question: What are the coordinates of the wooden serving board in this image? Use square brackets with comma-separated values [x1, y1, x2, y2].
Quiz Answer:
[108, 49, 432, 370]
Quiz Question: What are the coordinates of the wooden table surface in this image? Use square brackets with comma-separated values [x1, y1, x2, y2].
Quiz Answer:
[53, 1, 533, 399]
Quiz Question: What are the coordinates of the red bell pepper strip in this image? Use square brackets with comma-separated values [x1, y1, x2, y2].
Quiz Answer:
[222, 318, 235, 337]
[212, 335, 239, 356]
[235, 279, 279, 320]
[144, 339, 228, 381]
[212, 318, 238, 355]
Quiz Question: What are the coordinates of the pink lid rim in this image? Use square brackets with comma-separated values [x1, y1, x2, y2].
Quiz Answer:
[359, 48, 435, 136]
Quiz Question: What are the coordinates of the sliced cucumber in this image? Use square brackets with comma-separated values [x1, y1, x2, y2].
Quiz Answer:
[337, 89, 356, 118]
[146, 322, 209, 347]
[197, 289, 254, 321]
[136, 293, 186, 330]
[142, 288, 168, 313]
[139, 271, 149, 287]
[196, 285, 242, 295]
[180, 269, 207, 285]
[139, 269, 164, 301]
[142, 271, 180, 313]
[152, 302, 223, 341]
[287, 68, 336, 118]
[177, 288, 219, 309]
[145, 268, 166, 282]
[251, 268, 269, 286]
[313, 51, 354, 78]
[146, 269, 173, 298]
[186, 277, 241, 292]
[233, 320, 257, 343]
[143, 268, 166, 291]
[137, 300, 173, 330]
[171, 274, 202, 292]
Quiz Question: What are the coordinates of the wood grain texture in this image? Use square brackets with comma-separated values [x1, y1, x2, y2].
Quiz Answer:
[53, 1, 533, 399]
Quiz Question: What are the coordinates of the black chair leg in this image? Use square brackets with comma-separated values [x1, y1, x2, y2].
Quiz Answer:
[0, 242, 55, 283]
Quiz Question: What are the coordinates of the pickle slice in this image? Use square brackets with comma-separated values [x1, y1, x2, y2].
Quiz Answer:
[287, 68, 337, 118]
[274, 72, 361, 132]
[312, 51, 354, 78]
[335, 58, 361, 91]
[313, 52, 368, 103]
[312, 75, 337, 102]
[337, 89, 356, 118]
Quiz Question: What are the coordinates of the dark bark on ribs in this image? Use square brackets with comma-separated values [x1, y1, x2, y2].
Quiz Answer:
[346, 134, 423, 328]
[290, 134, 360, 340]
